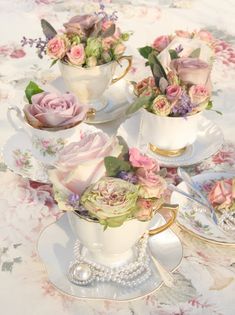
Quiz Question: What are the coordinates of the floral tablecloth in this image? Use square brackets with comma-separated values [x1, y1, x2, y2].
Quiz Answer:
[1, 1, 235, 314]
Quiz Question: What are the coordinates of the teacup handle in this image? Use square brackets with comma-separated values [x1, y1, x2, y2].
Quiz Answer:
[7, 106, 24, 131]
[111, 56, 132, 85]
[148, 203, 178, 236]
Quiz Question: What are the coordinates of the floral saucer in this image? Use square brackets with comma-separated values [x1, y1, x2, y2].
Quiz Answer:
[50, 77, 133, 124]
[117, 111, 224, 167]
[2, 131, 50, 183]
[37, 213, 183, 301]
[171, 172, 235, 245]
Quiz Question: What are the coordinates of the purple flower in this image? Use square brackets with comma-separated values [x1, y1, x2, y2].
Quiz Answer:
[21, 36, 48, 59]
[175, 44, 183, 54]
[117, 171, 138, 184]
[171, 92, 197, 116]
[68, 193, 80, 208]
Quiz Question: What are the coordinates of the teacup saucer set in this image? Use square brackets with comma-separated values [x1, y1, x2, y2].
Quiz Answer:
[4, 7, 235, 301]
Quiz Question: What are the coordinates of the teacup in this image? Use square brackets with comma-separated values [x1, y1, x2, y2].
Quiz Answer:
[141, 109, 202, 157]
[7, 106, 85, 164]
[59, 56, 132, 112]
[68, 203, 178, 267]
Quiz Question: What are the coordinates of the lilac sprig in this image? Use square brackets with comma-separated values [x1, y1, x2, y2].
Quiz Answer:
[175, 44, 183, 54]
[95, 3, 118, 22]
[21, 36, 48, 58]
[118, 171, 138, 184]
[171, 92, 197, 116]
[68, 193, 80, 208]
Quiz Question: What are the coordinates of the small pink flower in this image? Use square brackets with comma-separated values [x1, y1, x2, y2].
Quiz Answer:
[212, 150, 235, 165]
[129, 148, 159, 171]
[134, 77, 156, 96]
[189, 84, 210, 105]
[175, 30, 191, 38]
[10, 49, 26, 58]
[152, 35, 170, 52]
[41, 140, 51, 148]
[67, 44, 85, 66]
[47, 35, 68, 59]
[208, 178, 234, 209]
[102, 20, 114, 31]
[137, 168, 167, 198]
[135, 199, 153, 221]
[166, 85, 182, 102]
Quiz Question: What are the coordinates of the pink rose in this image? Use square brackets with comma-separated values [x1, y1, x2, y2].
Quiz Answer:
[196, 30, 214, 43]
[23, 92, 88, 128]
[189, 84, 210, 105]
[102, 20, 114, 32]
[175, 30, 192, 38]
[49, 132, 122, 196]
[152, 35, 170, 52]
[134, 77, 157, 97]
[67, 44, 85, 66]
[208, 178, 235, 209]
[170, 57, 211, 85]
[129, 148, 159, 171]
[152, 95, 172, 116]
[134, 198, 163, 221]
[166, 85, 182, 102]
[136, 168, 167, 198]
[64, 14, 98, 37]
[47, 35, 68, 59]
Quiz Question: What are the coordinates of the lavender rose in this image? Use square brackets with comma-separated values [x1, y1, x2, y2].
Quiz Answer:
[170, 57, 211, 85]
[166, 85, 182, 102]
[23, 92, 88, 128]
[63, 14, 98, 37]
[49, 132, 122, 199]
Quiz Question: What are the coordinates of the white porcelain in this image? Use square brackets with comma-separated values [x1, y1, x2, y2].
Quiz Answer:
[117, 110, 224, 167]
[141, 109, 202, 151]
[59, 57, 132, 112]
[37, 213, 183, 301]
[7, 106, 93, 165]
[50, 77, 134, 124]
[2, 131, 49, 183]
[171, 172, 235, 245]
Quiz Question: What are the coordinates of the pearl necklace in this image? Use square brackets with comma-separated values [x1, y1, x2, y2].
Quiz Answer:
[68, 232, 151, 287]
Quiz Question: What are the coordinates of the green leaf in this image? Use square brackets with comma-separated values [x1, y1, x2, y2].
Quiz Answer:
[205, 100, 213, 110]
[25, 81, 44, 104]
[126, 95, 152, 115]
[138, 46, 153, 59]
[41, 19, 57, 40]
[117, 136, 129, 160]
[189, 48, 201, 58]
[50, 59, 58, 68]
[148, 51, 168, 86]
[145, 61, 150, 66]
[168, 49, 179, 60]
[104, 156, 131, 177]
[100, 214, 130, 228]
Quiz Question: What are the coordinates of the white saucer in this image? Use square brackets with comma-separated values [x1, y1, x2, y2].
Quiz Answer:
[2, 131, 50, 183]
[171, 172, 235, 245]
[117, 111, 224, 167]
[50, 78, 133, 124]
[37, 213, 183, 301]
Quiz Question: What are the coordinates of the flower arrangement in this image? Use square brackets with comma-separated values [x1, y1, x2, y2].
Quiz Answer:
[23, 81, 88, 129]
[208, 178, 235, 212]
[127, 30, 221, 117]
[49, 132, 167, 228]
[21, 5, 131, 68]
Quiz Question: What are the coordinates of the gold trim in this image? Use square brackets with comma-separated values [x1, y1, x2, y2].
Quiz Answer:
[86, 108, 96, 119]
[149, 143, 187, 157]
[176, 222, 235, 247]
[111, 56, 132, 84]
[149, 204, 178, 236]
[36, 214, 183, 302]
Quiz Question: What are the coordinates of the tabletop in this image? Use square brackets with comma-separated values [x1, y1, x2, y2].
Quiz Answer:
[0, 0, 235, 314]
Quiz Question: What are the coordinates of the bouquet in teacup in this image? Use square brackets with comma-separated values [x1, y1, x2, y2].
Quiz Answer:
[49, 132, 167, 229]
[21, 5, 131, 67]
[127, 30, 221, 117]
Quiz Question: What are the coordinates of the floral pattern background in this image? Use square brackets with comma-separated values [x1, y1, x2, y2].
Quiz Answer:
[0, 0, 235, 314]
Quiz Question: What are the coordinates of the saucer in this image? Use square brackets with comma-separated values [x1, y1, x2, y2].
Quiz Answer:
[50, 78, 133, 124]
[37, 213, 183, 301]
[171, 172, 235, 245]
[2, 131, 50, 183]
[117, 111, 224, 167]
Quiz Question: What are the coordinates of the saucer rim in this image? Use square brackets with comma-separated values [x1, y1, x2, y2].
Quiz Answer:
[172, 171, 235, 246]
[37, 213, 183, 302]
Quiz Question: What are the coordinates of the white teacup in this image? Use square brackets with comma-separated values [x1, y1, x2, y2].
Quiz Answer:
[141, 109, 202, 157]
[7, 106, 84, 164]
[59, 56, 132, 112]
[68, 204, 178, 267]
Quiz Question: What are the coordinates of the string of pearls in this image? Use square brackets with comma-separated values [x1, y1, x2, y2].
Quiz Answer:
[68, 232, 152, 287]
